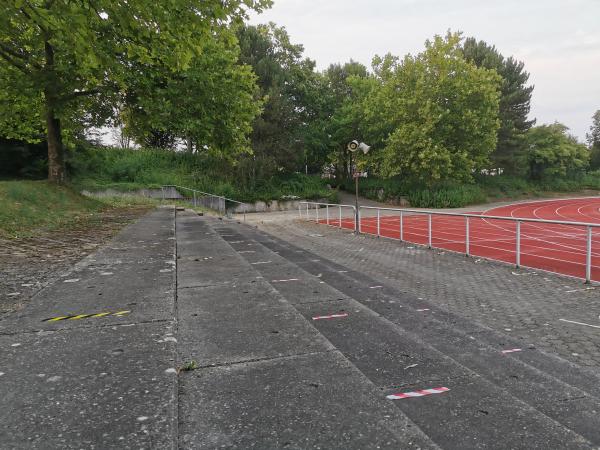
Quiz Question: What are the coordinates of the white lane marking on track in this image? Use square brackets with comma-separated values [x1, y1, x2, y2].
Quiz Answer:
[559, 318, 600, 329]
[251, 261, 272, 265]
[369, 285, 383, 289]
[271, 278, 299, 283]
[238, 250, 255, 253]
[416, 308, 430, 312]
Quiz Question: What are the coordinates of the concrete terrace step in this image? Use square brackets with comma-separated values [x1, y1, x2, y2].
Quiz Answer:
[205, 216, 600, 449]
[0, 207, 178, 449]
[175, 211, 437, 449]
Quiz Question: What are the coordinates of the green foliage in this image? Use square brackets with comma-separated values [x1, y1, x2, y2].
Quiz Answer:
[236, 23, 321, 181]
[587, 110, 600, 170]
[69, 146, 335, 203]
[407, 185, 487, 208]
[462, 37, 535, 173]
[368, 32, 502, 185]
[525, 123, 589, 179]
[0, 0, 271, 181]
[124, 33, 261, 155]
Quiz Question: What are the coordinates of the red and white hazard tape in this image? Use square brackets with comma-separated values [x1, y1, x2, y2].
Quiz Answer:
[312, 313, 348, 321]
[386, 387, 449, 400]
[501, 348, 522, 354]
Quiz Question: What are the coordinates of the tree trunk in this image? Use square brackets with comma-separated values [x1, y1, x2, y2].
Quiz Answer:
[45, 101, 65, 183]
[44, 40, 65, 183]
[186, 136, 193, 153]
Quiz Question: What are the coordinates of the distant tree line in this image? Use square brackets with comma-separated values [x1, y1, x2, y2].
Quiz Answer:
[0, 2, 598, 187]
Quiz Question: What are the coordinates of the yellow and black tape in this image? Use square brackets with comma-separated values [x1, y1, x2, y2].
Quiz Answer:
[42, 310, 131, 322]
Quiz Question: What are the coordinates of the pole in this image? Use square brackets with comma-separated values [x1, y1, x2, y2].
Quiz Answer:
[428, 214, 432, 248]
[354, 174, 359, 233]
[465, 216, 470, 256]
[316, 204, 319, 223]
[586, 226, 592, 283]
[326, 205, 330, 225]
[339, 205, 342, 228]
[400, 211, 403, 241]
[377, 209, 380, 237]
[516, 220, 521, 268]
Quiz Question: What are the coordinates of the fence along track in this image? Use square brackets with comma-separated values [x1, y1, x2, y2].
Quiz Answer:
[299, 201, 600, 284]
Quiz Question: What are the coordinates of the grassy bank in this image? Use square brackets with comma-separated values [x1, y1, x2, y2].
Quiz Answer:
[69, 147, 337, 203]
[0, 180, 156, 239]
[336, 172, 600, 208]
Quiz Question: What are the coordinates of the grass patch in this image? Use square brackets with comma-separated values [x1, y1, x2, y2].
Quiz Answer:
[0, 180, 155, 239]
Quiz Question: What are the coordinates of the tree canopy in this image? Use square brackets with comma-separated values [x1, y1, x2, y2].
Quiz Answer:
[462, 38, 535, 173]
[0, 0, 270, 182]
[525, 123, 589, 179]
[587, 110, 600, 170]
[366, 32, 502, 185]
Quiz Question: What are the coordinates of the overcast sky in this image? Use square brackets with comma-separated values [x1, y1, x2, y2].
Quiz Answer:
[249, 0, 600, 142]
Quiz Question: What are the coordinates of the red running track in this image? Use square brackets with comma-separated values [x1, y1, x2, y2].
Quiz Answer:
[316, 197, 600, 282]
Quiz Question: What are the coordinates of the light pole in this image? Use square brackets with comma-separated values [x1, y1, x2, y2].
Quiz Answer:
[347, 140, 370, 233]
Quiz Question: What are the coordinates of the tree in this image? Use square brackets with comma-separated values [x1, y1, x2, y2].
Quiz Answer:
[369, 32, 502, 185]
[314, 61, 372, 179]
[525, 123, 589, 180]
[587, 110, 600, 170]
[462, 38, 535, 173]
[0, 0, 270, 182]
[123, 33, 260, 156]
[236, 23, 321, 184]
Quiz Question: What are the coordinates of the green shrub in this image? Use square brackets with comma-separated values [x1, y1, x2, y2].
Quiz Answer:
[407, 185, 487, 208]
[69, 146, 335, 203]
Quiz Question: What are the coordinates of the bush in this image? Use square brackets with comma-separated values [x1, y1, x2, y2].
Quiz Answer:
[408, 185, 487, 208]
[69, 146, 335, 203]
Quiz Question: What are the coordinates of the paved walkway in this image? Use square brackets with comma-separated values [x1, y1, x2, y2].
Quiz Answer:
[3, 206, 600, 448]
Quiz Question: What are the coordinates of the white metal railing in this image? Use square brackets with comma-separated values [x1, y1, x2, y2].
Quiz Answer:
[299, 201, 600, 284]
[298, 201, 357, 231]
[162, 184, 247, 220]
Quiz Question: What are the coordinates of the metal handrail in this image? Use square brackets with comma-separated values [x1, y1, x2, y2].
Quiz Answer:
[298, 201, 356, 230]
[161, 184, 246, 220]
[358, 205, 600, 228]
[300, 201, 599, 283]
[161, 184, 244, 205]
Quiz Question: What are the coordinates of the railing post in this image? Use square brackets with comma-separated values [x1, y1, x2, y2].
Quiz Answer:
[326, 205, 330, 225]
[465, 216, 470, 256]
[377, 209, 381, 237]
[586, 225, 592, 283]
[298, 203, 301, 219]
[339, 205, 342, 228]
[306, 202, 309, 219]
[357, 207, 361, 233]
[428, 214, 432, 248]
[400, 211, 403, 241]
[161, 186, 165, 202]
[516, 220, 521, 268]
[193, 191, 196, 208]
[316, 204, 319, 223]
